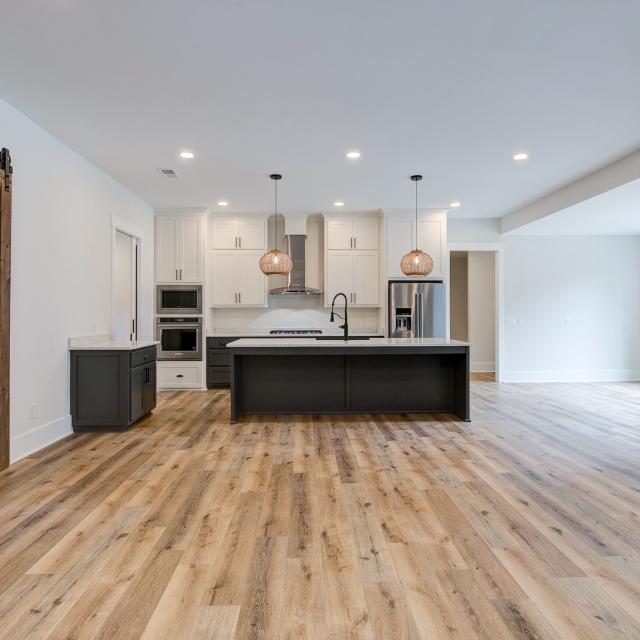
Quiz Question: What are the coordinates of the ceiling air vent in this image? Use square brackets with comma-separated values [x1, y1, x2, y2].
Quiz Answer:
[157, 168, 179, 178]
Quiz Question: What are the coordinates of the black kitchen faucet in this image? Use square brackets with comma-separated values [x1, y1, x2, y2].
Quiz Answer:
[330, 292, 349, 341]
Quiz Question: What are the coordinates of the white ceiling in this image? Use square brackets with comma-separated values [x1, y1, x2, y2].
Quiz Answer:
[510, 177, 640, 235]
[2, 1, 640, 218]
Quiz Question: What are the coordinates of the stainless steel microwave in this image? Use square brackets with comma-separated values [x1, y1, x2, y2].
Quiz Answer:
[156, 284, 202, 315]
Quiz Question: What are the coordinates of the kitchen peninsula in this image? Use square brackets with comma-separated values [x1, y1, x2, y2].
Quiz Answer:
[228, 337, 470, 422]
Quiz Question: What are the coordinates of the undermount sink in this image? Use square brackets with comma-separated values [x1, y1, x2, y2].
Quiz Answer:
[315, 336, 371, 341]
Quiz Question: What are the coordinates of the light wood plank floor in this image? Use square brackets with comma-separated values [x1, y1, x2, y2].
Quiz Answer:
[0, 380, 639, 639]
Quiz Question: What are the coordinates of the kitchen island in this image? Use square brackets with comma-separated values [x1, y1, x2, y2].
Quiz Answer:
[228, 337, 470, 423]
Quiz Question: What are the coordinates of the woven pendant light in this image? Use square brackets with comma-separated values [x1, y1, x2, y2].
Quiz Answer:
[400, 175, 433, 276]
[259, 174, 293, 275]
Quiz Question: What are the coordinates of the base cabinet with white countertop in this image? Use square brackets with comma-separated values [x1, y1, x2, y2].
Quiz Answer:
[70, 343, 157, 431]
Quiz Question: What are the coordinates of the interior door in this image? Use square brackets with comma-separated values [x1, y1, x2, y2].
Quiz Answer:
[156, 217, 179, 282]
[326, 251, 353, 304]
[327, 220, 353, 250]
[238, 219, 265, 249]
[113, 230, 137, 341]
[352, 252, 379, 305]
[210, 251, 237, 306]
[352, 219, 379, 250]
[236, 251, 266, 306]
[180, 218, 202, 282]
[0, 149, 11, 471]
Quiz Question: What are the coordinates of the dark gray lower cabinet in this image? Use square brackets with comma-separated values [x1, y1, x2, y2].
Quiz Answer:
[70, 346, 157, 432]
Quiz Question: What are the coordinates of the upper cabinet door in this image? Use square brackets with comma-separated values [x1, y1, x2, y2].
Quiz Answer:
[156, 217, 179, 282]
[325, 251, 353, 305]
[238, 219, 265, 250]
[211, 219, 239, 249]
[180, 218, 203, 282]
[327, 220, 353, 250]
[386, 218, 414, 278]
[352, 252, 379, 306]
[352, 219, 379, 250]
[236, 251, 266, 306]
[210, 251, 237, 306]
[417, 219, 443, 278]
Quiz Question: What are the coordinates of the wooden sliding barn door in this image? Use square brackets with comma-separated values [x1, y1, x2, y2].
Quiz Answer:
[0, 148, 12, 470]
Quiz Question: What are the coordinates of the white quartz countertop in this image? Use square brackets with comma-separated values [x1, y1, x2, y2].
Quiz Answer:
[228, 337, 469, 348]
[69, 337, 160, 351]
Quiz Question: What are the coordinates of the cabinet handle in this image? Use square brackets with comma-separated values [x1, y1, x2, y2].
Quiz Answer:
[176, 374, 184, 378]
[176, 268, 179, 280]
[350, 237, 353, 249]
[353, 292, 356, 304]
[238, 236, 241, 248]
[238, 292, 241, 304]
[179, 269, 183, 280]
[353, 237, 356, 249]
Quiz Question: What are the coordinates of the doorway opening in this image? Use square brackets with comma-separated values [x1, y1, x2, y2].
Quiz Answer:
[0, 148, 12, 471]
[449, 247, 502, 382]
[113, 229, 139, 342]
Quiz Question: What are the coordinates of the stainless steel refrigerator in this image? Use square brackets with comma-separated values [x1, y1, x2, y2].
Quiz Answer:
[388, 280, 446, 338]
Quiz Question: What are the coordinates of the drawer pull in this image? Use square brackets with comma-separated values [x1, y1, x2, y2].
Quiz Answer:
[176, 374, 184, 378]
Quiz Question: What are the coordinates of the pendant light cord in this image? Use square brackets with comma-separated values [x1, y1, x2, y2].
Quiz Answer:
[275, 178, 278, 252]
[415, 178, 418, 250]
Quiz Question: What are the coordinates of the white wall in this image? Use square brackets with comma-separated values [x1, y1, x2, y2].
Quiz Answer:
[467, 252, 495, 372]
[0, 98, 154, 462]
[504, 236, 640, 380]
[449, 219, 640, 381]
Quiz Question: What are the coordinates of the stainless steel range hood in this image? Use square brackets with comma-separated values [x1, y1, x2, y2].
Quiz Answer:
[269, 235, 321, 296]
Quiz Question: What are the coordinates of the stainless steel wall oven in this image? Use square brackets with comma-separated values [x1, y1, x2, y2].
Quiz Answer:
[155, 317, 203, 360]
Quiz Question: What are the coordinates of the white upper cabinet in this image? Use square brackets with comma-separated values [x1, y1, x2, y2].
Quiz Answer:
[352, 252, 379, 305]
[156, 217, 180, 283]
[327, 220, 353, 250]
[209, 251, 236, 306]
[352, 219, 379, 250]
[386, 213, 446, 279]
[327, 218, 379, 250]
[324, 215, 381, 308]
[156, 216, 204, 283]
[210, 217, 265, 250]
[210, 250, 267, 307]
[326, 251, 379, 307]
[326, 251, 353, 303]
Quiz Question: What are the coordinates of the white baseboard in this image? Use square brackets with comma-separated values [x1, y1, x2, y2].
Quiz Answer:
[10, 414, 73, 464]
[501, 369, 640, 383]
[471, 361, 495, 373]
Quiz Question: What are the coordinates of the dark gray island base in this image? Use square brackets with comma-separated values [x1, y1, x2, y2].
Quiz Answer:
[228, 338, 470, 423]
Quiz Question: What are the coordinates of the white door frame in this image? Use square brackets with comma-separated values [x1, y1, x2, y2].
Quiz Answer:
[447, 242, 505, 382]
[111, 216, 143, 340]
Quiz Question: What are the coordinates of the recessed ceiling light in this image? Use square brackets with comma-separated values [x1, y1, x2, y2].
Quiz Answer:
[334, 201, 345, 207]
[346, 151, 361, 159]
[449, 201, 461, 208]
[217, 200, 228, 206]
[180, 151, 195, 159]
[513, 152, 528, 161]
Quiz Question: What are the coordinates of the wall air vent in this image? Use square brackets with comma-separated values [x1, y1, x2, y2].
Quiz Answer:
[157, 168, 179, 178]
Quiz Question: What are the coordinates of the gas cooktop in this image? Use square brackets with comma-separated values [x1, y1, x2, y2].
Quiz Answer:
[269, 329, 323, 336]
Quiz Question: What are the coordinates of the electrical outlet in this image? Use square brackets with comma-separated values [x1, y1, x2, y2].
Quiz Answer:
[29, 404, 36, 420]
